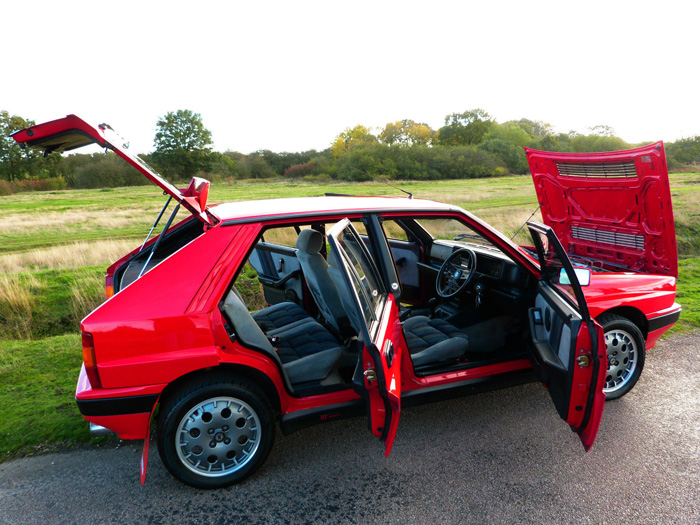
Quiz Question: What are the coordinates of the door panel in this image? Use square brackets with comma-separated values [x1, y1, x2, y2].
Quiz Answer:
[360, 297, 403, 454]
[387, 239, 422, 302]
[248, 242, 302, 306]
[527, 222, 606, 451]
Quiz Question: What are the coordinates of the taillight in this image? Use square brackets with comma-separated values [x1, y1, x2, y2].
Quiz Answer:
[81, 332, 102, 388]
[105, 274, 114, 299]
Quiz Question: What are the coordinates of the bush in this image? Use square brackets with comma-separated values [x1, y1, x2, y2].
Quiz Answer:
[478, 140, 529, 174]
[329, 143, 507, 181]
[284, 162, 318, 178]
[8, 177, 66, 193]
[65, 153, 148, 189]
[0, 180, 12, 196]
[666, 136, 700, 170]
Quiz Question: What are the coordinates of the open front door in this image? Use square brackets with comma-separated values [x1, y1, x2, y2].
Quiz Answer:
[527, 222, 606, 451]
[327, 219, 404, 456]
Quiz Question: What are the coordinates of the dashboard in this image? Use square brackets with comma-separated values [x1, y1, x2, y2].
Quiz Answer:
[423, 241, 533, 291]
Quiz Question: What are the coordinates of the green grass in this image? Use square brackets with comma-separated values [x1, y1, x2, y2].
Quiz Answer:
[674, 257, 700, 332]
[0, 266, 105, 340]
[0, 335, 113, 460]
[0, 172, 698, 461]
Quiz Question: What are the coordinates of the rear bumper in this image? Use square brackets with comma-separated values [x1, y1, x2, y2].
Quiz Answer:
[75, 364, 163, 440]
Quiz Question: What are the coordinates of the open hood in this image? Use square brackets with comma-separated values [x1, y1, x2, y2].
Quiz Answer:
[11, 115, 213, 226]
[526, 142, 677, 277]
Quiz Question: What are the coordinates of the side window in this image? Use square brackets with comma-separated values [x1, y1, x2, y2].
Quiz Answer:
[381, 219, 410, 242]
[233, 220, 367, 314]
[262, 225, 309, 248]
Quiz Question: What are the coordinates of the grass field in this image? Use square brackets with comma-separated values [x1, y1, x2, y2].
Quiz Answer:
[1, 173, 698, 460]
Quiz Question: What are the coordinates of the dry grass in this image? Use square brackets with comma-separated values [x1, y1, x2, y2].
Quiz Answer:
[0, 239, 137, 273]
[70, 277, 106, 325]
[0, 208, 152, 236]
[0, 273, 40, 340]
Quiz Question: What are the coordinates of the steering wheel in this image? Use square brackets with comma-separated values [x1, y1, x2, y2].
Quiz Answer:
[436, 248, 477, 298]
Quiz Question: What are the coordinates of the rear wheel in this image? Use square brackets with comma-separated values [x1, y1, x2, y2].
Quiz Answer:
[157, 374, 274, 488]
[599, 314, 645, 400]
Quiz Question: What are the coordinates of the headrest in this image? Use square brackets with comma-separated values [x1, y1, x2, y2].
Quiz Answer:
[295, 228, 324, 254]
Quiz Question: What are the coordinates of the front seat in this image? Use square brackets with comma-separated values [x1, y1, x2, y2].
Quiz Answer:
[402, 316, 469, 367]
[326, 248, 468, 369]
[295, 229, 348, 333]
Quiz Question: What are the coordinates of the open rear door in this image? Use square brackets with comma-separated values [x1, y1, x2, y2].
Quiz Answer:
[11, 115, 212, 226]
[527, 222, 606, 451]
[327, 219, 404, 456]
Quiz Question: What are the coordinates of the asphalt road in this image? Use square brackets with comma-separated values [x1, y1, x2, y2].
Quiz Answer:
[1, 332, 699, 524]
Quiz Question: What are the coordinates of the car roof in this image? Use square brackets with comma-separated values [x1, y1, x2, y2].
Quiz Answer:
[210, 195, 458, 223]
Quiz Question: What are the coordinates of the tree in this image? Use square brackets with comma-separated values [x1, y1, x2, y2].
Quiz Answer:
[666, 136, 700, 168]
[589, 124, 615, 137]
[330, 125, 377, 157]
[436, 109, 494, 146]
[0, 111, 40, 181]
[509, 118, 553, 140]
[379, 120, 434, 146]
[483, 122, 532, 148]
[152, 110, 213, 179]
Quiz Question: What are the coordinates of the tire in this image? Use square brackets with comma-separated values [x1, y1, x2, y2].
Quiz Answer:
[598, 313, 646, 401]
[157, 373, 275, 489]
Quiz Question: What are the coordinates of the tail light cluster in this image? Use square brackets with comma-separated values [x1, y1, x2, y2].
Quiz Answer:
[105, 274, 114, 299]
[81, 332, 101, 388]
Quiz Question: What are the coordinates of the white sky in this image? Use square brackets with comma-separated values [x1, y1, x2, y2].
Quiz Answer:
[2, 0, 699, 154]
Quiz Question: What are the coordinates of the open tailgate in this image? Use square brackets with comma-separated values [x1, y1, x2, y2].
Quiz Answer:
[11, 115, 212, 226]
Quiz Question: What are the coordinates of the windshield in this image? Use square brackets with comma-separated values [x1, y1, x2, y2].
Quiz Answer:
[416, 218, 495, 248]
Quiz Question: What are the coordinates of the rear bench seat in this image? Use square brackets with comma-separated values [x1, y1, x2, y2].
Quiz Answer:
[223, 292, 342, 385]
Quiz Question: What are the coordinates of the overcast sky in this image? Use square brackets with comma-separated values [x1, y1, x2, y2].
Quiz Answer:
[2, 0, 698, 154]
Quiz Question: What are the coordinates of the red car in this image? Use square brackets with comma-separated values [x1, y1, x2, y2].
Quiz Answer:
[13, 116, 679, 489]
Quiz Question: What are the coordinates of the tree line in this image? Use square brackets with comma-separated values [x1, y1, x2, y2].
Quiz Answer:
[1, 108, 699, 195]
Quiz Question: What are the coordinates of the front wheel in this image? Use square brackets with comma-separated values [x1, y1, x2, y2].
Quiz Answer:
[599, 314, 646, 400]
[157, 374, 275, 489]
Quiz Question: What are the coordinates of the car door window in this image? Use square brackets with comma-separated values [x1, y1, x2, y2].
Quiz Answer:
[328, 220, 385, 340]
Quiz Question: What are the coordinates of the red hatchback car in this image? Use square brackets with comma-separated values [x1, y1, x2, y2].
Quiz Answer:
[13, 116, 680, 488]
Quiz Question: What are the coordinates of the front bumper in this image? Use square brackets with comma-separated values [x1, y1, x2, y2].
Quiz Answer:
[646, 304, 682, 349]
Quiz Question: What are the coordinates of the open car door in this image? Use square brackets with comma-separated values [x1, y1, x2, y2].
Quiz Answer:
[11, 115, 213, 226]
[327, 219, 404, 456]
[527, 222, 606, 451]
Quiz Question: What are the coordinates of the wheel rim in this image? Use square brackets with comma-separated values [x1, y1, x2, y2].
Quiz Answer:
[175, 396, 261, 478]
[603, 329, 638, 394]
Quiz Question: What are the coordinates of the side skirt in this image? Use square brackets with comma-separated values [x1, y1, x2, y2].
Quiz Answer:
[279, 369, 537, 435]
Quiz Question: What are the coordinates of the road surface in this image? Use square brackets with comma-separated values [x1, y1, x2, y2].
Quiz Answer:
[1, 332, 699, 524]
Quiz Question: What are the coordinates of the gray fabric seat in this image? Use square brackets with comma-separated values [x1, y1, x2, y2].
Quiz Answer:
[402, 316, 469, 367]
[326, 249, 468, 369]
[295, 229, 347, 333]
[252, 301, 313, 332]
[223, 291, 342, 385]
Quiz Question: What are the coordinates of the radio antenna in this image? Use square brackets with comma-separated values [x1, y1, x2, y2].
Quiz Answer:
[350, 167, 413, 199]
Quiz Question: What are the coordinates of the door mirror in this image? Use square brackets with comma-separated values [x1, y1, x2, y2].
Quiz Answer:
[559, 267, 591, 286]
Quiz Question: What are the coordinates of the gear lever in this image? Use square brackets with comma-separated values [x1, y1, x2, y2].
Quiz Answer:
[474, 282, 484, 308]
